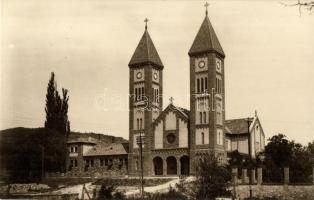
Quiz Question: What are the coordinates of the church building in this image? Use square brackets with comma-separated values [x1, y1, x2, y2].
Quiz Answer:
[65, 5, 265, 178]
[127, 7, 265, 177]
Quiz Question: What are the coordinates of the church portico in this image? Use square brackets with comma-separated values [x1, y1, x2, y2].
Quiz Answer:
[151, 150, 189, 176]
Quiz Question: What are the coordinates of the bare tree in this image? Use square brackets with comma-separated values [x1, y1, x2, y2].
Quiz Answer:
[281, 0, 314, 15]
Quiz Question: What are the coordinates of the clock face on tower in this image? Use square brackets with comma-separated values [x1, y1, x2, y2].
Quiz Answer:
[136, 72, 142, 79]
[216, 59, 222, 73]
[152, 69, 159, 83]
[134, 69, 144, 82]
[195, 57, 208, 72]
[153, 72, 158, 80]
[198, 60, 205, 68]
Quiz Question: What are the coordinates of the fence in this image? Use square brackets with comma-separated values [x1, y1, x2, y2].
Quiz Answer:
[231, 166, 314, 185]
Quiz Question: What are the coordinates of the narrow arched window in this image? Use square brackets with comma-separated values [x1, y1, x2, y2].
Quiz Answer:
[203, 112, 206, 123]
[137, 118, 139, 130]
[201, 132, 205, 144]
[197, 79, 200, 93]
[140, 118, 143, 129]
[200, 112, 202, 124]
[201, 78, 204, 93]
[141, 87, 145, 101]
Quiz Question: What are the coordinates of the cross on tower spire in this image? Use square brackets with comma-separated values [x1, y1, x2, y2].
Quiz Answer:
[169, 97, 174, 105]
[204, 2, 209, 16]
[144, 18, 149, 30]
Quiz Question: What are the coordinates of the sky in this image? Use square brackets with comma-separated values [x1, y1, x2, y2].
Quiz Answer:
[1, 0, 314, 144]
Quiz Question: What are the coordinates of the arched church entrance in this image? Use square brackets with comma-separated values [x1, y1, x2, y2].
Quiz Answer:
[153, 156, 163, 175]
[166, 156, 177, 175]
[180, 156, 189, 175]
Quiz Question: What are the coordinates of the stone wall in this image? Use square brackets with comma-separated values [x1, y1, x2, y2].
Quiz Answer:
[235, 185, 314, 200]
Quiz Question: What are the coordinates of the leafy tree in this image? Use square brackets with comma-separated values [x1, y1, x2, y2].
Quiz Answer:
[263, 134, 313, 183]
[264, 134, 293, 168]
[307, 141, 314, 160]
[289, 141, 313, 183]
[193, 153, 231, 200]
[229, 150, 245, 167]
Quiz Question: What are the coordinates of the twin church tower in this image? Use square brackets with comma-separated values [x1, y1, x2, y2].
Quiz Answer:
[128, 6, 226, 176]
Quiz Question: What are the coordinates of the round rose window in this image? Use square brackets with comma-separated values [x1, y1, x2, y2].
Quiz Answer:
[166, 133, 176, 144]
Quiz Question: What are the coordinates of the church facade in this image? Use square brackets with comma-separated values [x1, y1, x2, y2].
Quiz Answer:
[127, 9, 265, 177]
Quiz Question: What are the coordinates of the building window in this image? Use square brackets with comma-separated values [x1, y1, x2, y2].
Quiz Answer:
[141, 87, 145, 101]
[203, 111, 206, 123]
[134, 86, 145, 102]
[139, 118, 143, 129]
[217, 129, 223, 145]
[201, 78, 204, 93]
[201, 132, 205, 144]
[216, 75, 222, 94]
[216, 101, 222, 125]
[152, 88, 159, 103]
[199, 112, 202, 124]
[70, 159, 77, 167]
[137, 119, 139, 130]
[204, 77, 208, 91]
[166, 133, 176, 144]
[197, 79, 200, 93]
[90, 159, 94, 167]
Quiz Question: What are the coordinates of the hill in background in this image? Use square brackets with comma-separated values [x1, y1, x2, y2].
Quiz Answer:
[0, 127, 127, 182]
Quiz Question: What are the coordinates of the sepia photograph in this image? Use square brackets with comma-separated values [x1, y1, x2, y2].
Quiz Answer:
[0, 0, 314, 199]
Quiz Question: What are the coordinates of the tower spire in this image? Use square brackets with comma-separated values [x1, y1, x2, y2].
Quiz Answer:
[144, 18, 149, 30]
[204, 2, 209, 16]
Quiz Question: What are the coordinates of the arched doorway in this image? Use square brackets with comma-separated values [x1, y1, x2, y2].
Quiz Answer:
[153, 157, 163, 175]
[166, 156, 177, 175]
[180, 156, 189, 175]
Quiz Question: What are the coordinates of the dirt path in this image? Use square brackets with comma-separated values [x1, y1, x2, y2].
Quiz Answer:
[49, 182, 94, 199]
[125, 178, 180, 197]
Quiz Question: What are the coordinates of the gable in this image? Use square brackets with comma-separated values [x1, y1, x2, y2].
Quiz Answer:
[152, 104, 189, 150]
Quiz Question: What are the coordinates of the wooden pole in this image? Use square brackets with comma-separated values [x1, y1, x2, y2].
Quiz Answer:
[247, 118, 253, 198]
[139, 132, 144, 199]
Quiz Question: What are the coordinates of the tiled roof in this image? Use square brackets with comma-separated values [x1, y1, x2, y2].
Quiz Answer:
[224, 118, 254, 135]
[189, 16, 225, 57]
[84, 143, 129, 156]
[67, 137, 96, 144]
[128, 29, 163, 68]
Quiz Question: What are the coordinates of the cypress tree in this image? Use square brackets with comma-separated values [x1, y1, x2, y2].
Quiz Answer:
[44, 72, 57, 130]
[44, 72, 70, 173]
